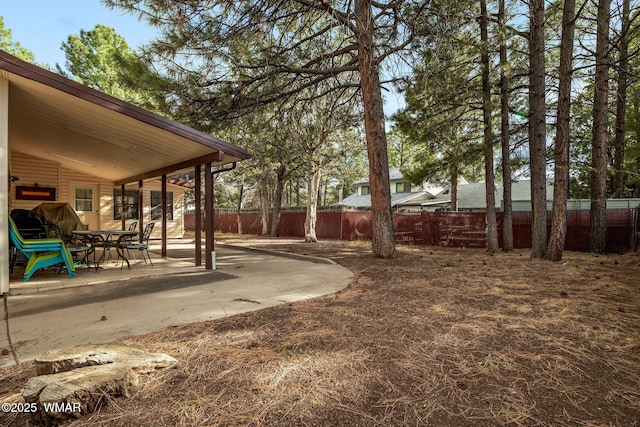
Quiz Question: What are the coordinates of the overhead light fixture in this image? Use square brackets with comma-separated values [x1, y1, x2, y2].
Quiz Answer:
[47, 152, 97, 168]
[63, 122, 137, 151]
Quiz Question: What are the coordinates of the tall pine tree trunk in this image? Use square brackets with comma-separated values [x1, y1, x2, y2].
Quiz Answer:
[547, 0, 577, 261]
[613, 0, 630, 198]
[260, 175, 269, 236]
[237, 181, 244, 235]
[270, 164, 286, 237]
[590, 0, 611, 253]
[450, 167, 458, 212]
[305, 168, 321, 243]
[499, 0, 513, 252]
[529, 0, 548, 259]
[480, 0, 499, 253]
[355, 0, 396, 258]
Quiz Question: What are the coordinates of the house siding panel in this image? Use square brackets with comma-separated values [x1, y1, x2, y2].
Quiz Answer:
[10, 151, 60, 211]
[100, 182, 185, 239]
[11, 151, 185, 238]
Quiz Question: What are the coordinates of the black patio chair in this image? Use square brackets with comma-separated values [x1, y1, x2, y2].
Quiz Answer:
[122, 222, 154, 267]
[120, 221, 138, 246]
[10, 209, 48, 273]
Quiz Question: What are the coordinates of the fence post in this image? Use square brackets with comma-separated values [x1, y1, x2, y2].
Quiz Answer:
[633, 207, 639, 251]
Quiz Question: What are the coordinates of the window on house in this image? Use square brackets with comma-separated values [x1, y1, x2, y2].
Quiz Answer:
[151, 191, 173, 220]
[74, 187, 93, 212]
[361, 185, 370, 195]
[396, 182, 410, 193]
[113, 189, 139, 220]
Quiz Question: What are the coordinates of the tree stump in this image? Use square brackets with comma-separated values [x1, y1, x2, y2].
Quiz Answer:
[23, 364, 137, 425]
[21, 344, 176, 425]
[34, 344, 176, 375]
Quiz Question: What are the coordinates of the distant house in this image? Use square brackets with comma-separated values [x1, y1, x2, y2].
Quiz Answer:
[337, 168, 445, 211]
[338, 173, 557, 213]
[432, 180, 554, 211]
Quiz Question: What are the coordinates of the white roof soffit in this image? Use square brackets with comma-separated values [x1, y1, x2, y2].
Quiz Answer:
[1, 50, 250, 184]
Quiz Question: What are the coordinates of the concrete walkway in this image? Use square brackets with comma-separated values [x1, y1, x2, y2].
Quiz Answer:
[1, 242, 352, 368]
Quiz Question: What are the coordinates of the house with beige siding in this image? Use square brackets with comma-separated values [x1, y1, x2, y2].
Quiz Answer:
[1, 50, 250, 294]
[10, 151, 188, 239]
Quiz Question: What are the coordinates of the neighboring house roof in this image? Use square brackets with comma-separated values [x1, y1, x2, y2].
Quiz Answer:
[355, 168, 424, 184]
[337, 194, 372, 208]
[0, 50, 250, 185]
[389, 168, 407, 182]
[342, 173, 553, 211]
[338, 191, 436, 209]
[434, 180, 554, 210]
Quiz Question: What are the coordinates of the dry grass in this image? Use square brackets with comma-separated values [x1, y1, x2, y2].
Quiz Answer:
[2, 237, 639, 426]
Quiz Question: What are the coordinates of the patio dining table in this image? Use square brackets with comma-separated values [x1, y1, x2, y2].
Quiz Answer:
[73, 230, 139, 269]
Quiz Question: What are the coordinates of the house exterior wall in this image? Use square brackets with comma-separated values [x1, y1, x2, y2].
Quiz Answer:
[98, 181, 186, 240]
[9, 152, 60, 211]
[395, 204, 422, 213]
[357, 181, 419, 196]
[10, 151, 185, 239]
[391, 182, 420, 194]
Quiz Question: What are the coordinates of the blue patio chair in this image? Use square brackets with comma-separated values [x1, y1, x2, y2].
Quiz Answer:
[122, 222, 154, 267]
[8, 216, 76, 281]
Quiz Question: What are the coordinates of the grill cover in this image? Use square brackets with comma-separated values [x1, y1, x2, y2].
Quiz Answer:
[31, 203, 88, 238]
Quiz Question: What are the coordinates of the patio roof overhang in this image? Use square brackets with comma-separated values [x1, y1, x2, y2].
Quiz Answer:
[1, 50, 251, 294]
[0, 50, 250, 183]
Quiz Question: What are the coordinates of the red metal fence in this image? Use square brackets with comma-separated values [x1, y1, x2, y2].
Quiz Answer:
[185, 208, 639, 253]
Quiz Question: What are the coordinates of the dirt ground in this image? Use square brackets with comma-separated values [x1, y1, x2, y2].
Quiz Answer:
[2, 236, 640, 426]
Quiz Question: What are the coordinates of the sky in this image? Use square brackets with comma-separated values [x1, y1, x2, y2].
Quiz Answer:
[2, 0, 155, 69]
[2, 0, 404, 117]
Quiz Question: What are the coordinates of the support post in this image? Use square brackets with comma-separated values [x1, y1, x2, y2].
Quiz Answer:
[195, 165, 202, 266]
[1, 74, 9, 294]
[120, 184, 126, 230]
[138, 180, 144, 243]
[204, 162, 213, 270]
[161, 174, 167, 258]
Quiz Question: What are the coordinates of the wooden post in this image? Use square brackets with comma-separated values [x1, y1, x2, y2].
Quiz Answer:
[195, 165, 202, 266]
[120, 184, 126, 230]
[161, 174, 167, 258]
[138, 180, 144, 243]
[204, 162, 213, 270]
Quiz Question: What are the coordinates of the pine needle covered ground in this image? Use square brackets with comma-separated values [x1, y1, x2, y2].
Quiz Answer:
[2, 236, 639, 426]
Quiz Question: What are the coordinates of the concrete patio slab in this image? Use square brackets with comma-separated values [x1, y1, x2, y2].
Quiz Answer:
[1, 242, 352, 368]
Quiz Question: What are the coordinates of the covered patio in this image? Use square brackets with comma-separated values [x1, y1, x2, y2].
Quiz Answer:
[7, 240, 200, 295]
[1, 239, 352, 366]
[1, 50, 250, 294]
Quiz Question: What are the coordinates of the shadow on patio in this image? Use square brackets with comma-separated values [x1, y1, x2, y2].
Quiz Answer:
[8, 240, 207, 295]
